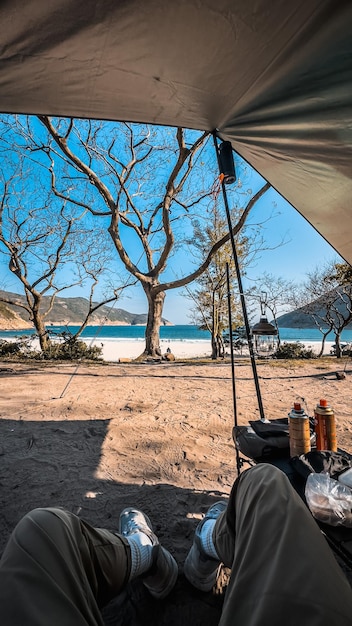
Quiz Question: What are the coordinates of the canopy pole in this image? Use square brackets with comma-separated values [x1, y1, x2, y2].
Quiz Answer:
[212, 132, 266, 422]
[226, 262, 242, 475]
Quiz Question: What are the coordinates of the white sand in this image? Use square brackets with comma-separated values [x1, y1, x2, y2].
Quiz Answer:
[87, 338, 336, 362]
[88, 338, 212, 361]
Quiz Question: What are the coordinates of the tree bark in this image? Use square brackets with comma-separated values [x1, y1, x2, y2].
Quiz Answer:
[211, 293, 217, 359]
[335, 333, 342, 358]
[31, 299, 50, 352]
[317, 331, 330, 358]
[139, 286, 166, 358]
[218, 334, 225, 358]
[211, 335, 217, 359]
[212, 333, 225, 359]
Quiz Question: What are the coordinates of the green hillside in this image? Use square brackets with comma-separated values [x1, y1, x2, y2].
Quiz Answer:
[0, 291, 171, 327]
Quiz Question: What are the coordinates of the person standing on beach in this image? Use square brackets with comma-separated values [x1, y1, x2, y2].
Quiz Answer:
[1, 464, 352, 625]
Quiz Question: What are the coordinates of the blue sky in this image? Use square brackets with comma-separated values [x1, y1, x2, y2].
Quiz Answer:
[243, 188, 340, 280]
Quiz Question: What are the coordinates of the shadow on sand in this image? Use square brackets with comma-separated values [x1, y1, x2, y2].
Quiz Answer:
[0, 416, 228, 626]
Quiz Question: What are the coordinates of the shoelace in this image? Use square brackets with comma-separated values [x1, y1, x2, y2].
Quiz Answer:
[121, 512, 150, 536]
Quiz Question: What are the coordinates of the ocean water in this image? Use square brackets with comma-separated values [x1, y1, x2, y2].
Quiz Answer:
[1, 325, 352, 344]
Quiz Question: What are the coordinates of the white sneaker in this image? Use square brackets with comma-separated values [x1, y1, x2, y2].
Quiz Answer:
[119, 507, 178, 599]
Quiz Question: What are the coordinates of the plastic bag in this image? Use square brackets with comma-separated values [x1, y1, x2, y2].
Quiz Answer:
[305, 473, 352, 527]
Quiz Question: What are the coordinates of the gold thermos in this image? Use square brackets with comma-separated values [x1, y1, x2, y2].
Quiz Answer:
[288, 402, 311, 457]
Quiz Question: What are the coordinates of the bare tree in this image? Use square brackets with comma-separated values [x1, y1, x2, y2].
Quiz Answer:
[0, 163, 120, 351]
[322, 263, 352, 357]
[2, 115, 270, 358]
[294, 262, 352, 357]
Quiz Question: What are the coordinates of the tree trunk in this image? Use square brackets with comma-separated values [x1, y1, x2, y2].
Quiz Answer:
[335, 333, 342, 358]
[211, 334, 218, 359]
[32, 300, 50, 352]
[317, 336, 325, 358]
[140, 287, 166, 358]
[211, 333, 225, 360]
[220, 335, 225, 358]
[318, 331, 329, 358]
[273, 319, 281, 348]
[33, 312, 50, 351]
[211, 294, 217, 359]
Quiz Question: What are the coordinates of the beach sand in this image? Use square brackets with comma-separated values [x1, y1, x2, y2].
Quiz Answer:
[3, 333, 338, 360]
[90, 337, 213, 360]
[88, 337, 336, 361]
[0, 357, 351, 624]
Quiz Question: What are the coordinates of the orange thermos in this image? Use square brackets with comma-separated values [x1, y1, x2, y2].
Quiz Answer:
[314, 398, 337, 451]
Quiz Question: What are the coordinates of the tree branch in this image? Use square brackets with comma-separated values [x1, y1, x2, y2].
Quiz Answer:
[154, 182, 270, 293]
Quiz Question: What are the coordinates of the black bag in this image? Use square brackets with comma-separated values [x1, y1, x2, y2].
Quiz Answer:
[233, 419, 290, 461]
[249, 418, 289, 438]
[291, 450, 352, 480]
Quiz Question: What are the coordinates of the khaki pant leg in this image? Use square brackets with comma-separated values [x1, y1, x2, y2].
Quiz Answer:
[0, 507, 131, 626]
[213, 464, 352, 626]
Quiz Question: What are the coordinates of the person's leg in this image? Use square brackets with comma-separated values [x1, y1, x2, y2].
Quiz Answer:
[184, 501, 227, 591]
[0, 507, 131, 626]
[214, 464, 352, 626]
[0, 506, 178, 626]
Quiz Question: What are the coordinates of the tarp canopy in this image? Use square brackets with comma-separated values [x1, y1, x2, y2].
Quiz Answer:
[0, 0, 351, 263]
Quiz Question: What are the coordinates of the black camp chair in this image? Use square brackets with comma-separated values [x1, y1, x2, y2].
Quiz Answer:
[233, 420, 352, 573]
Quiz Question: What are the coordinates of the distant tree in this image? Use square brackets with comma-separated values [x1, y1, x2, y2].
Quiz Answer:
[247, 273, 297, 347]
[331, 262, 352, 284]
[187, 182, 279, 359]
[186, 201, 248, 359]
[295, 261, 352, 358]
[0, 163, 122, 352]
[323, 262, 352, 357]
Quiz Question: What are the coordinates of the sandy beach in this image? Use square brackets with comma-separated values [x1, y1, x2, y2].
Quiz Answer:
[87, 337, 337, 361]
[0, 356, 351, 624]
[0, 331, 339, 361]
[92, 337, 213, 360]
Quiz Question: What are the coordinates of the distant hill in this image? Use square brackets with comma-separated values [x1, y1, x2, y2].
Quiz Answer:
[276, 308, 318, 329]
[0, 291, 171, 329]
[276, 287, 352, 329]
[0, 301, 32, 329]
